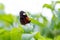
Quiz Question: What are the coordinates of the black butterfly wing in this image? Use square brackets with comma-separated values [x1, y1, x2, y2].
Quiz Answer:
[20, 16, 31, 25]
[20, 17, 26, 25]
[20, 11, 31, 25]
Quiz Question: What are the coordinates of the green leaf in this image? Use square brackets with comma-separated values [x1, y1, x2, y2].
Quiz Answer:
[30, 18, 44, 27]
[42, 16, 48, 27]
[10, 27, 24, 40]
[43, 4, 54, 10]
[0, 3, 4, 10]
[56, 1, 60, 4]
[0, 29, 10, 40]
[0, 14, 14, 24]
[34, 32, 41, 39]
[50, 14, 57, 30]
[54, 35, 60, 40]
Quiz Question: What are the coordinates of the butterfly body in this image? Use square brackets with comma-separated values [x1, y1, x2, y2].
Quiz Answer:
[20, 11, 31, 25]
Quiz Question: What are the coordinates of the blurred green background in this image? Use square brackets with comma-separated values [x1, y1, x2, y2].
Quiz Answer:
[0, 0, 60, 40]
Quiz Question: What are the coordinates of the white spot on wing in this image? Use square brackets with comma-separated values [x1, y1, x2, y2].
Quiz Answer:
[23, 13, 26, 15]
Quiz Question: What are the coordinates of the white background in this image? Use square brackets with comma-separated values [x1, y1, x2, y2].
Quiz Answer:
[0, 0, 60, 21]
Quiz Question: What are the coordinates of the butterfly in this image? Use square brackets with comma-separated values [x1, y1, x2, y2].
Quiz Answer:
[19, 11, 31, 25]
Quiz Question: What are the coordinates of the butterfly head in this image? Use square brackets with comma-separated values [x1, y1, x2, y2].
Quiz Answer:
[20, 11, 26, 16]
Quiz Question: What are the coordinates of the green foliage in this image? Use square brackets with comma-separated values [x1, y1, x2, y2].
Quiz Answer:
[0, 1, 60, 40]
[10, 27, 24, 40]
[56, 1, 60, 4]
[43, 4, 54, 11]
[30, 18, 44, 27]
[34, 32, 52, 40]
[0, 3, 4, 10]
[0, 14, 14, 24]
[54, 35, 60, 40]
[0, 27, 24, 40]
